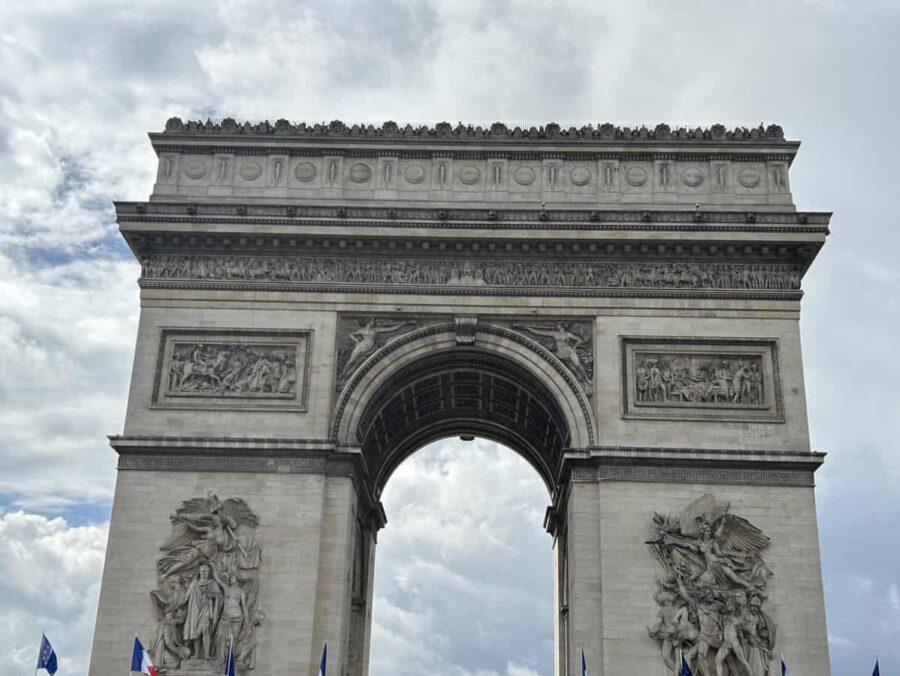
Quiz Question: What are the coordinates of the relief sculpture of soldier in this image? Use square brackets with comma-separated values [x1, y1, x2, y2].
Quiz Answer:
[647, 494, 776, 676]
[167, 343, 297, 398]
[636, 354, 764, 407]
[150, 494, 264, 673]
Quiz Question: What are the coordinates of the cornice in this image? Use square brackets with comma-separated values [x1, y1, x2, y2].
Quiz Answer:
[563, 446, 825, 487]
[157, 118, 791, 145]
[118, 201, 831, 230]
[137, 279, 803, 301]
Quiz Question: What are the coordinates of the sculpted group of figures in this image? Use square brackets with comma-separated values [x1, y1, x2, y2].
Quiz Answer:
[636, 355, 765, 407]
[141, 254, 801, 291]
[150, 495, 264, 673]
[647, 494, 775, 676]
[167, 343, 297, 398]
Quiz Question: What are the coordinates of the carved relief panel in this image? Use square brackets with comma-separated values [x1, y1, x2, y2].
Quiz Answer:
[152, 329, 311, 411]
[151, 494, 264, 673]
[621, 337, 783, 422]
[647, 494, 775, 676]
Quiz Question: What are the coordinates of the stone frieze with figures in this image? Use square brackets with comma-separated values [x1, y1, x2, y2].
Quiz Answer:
[140, 254, 801, 296]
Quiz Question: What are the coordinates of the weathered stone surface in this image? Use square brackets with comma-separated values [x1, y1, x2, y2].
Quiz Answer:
[90, 120, 830, 676]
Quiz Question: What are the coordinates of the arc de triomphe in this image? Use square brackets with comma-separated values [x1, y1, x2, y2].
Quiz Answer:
[90, 119, 831, 676]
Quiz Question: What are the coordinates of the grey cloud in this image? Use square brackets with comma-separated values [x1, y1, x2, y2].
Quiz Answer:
[0, 1, 898, 674]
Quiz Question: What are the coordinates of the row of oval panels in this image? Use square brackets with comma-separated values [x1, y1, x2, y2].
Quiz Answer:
[180, 157, 771, 190]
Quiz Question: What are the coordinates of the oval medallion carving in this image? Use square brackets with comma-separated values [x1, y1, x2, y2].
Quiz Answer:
[570, 166, 592, 186]
[682, 167, 705, 187]
[738, 167, 761, 188]
[349, 163, 372, 183]
[404, 163, 426, 184]
[625, 166, 648, 187]
[458, 165, 481, 185]
[239, 160, 263, 181]
[514, 166, 536, 186]
[294, 161, 317, 182]
[184, 160, 207, 180]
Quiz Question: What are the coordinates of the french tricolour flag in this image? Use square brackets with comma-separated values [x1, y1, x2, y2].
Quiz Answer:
[131, 636, 158, 676]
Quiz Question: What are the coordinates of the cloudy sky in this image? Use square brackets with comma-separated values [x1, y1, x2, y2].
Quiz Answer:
[0, 1, 898, 674]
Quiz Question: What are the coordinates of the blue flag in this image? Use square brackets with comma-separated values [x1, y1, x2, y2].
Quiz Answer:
[223, 637, 236, 676]
[36, 634, 58, 675]
[873, 659, 880, 676]
[679, 654, 693, 676]
[318, 644, 327, 676]
[781, 654, 788, 676]
[581, 649, 587, 676]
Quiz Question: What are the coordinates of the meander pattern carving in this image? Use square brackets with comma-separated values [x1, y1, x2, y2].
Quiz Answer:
[635, 353, 764, 408]
[647, 494, 775, 676]
[141, 254, 801, 292]
[167, 342, 298, 398]
[151, 495, 263, 674]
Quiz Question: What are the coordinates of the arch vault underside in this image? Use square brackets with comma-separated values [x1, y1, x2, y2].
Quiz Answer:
[91, 119, 832, 676]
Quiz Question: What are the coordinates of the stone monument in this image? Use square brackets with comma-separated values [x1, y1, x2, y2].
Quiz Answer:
[89, 119, 831, 675]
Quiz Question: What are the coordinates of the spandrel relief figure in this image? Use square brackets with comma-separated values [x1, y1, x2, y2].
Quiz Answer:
[514, 322, 593, 391]
[647, 494, 774, 676]
[339, 319, 414, 380]
[152, 494, 264, 671]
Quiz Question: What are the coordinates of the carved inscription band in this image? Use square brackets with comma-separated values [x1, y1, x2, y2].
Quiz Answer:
[141, 254, 801, 292]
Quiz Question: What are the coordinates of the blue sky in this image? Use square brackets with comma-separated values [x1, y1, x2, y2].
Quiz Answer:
[0, 1, 898, 674]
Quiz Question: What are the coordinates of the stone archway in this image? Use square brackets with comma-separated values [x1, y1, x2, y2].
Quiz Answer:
[91, 119, 832, 676]
[331, 321, 597, 674]
[333, 321, 597, 491]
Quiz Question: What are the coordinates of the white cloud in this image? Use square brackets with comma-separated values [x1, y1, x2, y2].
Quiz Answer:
[0, 511, 108, 675]
[372, 440, 553, 675]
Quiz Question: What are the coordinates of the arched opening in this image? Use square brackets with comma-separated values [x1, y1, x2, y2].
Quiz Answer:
[335, 330, 582, 676]
[359, 348, 570, 499]
[370, 437, 554, 675]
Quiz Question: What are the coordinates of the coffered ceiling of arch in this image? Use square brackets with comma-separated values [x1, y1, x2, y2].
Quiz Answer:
[358, 351, 570, 495]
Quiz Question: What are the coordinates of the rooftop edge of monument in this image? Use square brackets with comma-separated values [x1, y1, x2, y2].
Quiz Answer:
[158, 117, 791, 144]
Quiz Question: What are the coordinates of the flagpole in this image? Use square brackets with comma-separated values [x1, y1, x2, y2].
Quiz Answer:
[35, 630, 44, 676]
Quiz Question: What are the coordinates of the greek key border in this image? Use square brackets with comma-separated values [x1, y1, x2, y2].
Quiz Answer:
[117, 453, 353, 476]
[570, 463, 815, 487]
